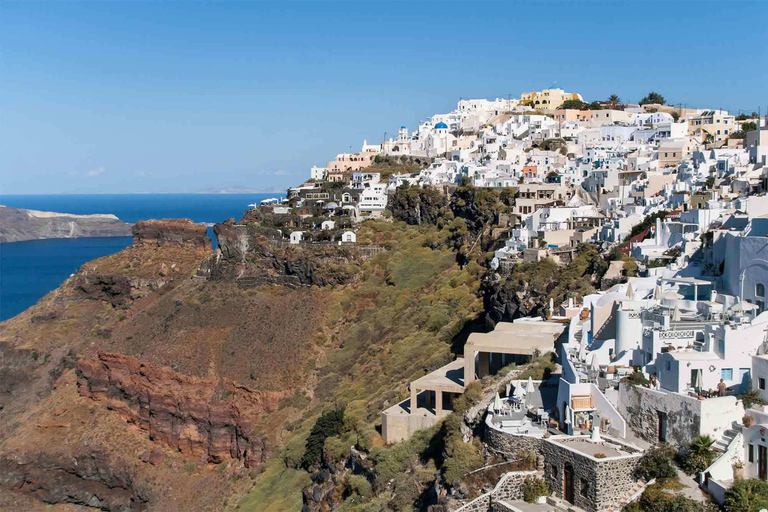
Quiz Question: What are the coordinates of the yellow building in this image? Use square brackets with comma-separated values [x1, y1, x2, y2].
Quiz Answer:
[521, 87, 583, 110]
[687, 109, 736, 143]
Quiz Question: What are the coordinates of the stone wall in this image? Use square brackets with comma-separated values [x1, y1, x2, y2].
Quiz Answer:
[542, 437, 641, 512]
[484, 424, 543, 460]
[618, 383, 701, 447]
[452, 470, 538, 512]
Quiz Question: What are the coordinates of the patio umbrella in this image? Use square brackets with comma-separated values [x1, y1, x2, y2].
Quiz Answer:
[493, 393, 503, 412]
[526, 376, 535, 394]
[691, 368, 701, 390]
[653, 284, 661, 301]
[673, 305, 681, 322]
[505, 383, 511, 397]
[513, 381, 525, 399]
[589, 425, 602, 443]
[626, 282, 634, 299]
[578, 337, 588, 362]
[589, 354, 600, 373]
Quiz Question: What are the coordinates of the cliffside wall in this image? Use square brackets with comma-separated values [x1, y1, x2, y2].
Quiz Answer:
[203, 219, 369, 287]
[76, 352, 289, 467]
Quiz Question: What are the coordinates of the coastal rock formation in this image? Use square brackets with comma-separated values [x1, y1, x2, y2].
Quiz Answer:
[204, 219, 365, 287]
[76, 351, 289, 466]
[132, 218, 210, 251]
[0, 204, 132, 243]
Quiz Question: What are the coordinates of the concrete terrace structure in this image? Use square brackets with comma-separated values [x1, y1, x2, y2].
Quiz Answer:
[464, 320, 568, 385]
[381, 359, 465, 444]
[382, 319, 566, 444]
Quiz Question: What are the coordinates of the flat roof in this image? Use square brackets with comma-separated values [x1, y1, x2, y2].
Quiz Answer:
[465, 321, 566, 355]
[661, 277, 714, 285]
[410, 358, 465, 393]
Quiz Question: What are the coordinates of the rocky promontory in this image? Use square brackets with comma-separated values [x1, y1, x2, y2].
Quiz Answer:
[0, 204, 133, 243]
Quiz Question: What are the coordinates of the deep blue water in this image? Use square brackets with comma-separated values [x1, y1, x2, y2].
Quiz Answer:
[0, 194, 275, 321]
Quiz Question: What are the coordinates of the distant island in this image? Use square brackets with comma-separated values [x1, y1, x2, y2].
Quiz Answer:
[0, 205, 132, 243]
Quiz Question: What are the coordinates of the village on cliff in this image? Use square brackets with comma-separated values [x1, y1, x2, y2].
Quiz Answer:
[241, 86, 768, 511]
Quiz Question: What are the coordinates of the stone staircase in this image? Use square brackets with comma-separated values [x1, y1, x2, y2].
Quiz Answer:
[605, 480, 646, 511]
[544, 496, 588, 512]
[713, 421, 743, 453]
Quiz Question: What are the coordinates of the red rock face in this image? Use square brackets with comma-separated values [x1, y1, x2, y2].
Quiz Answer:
[76, 351, 288, 467]
[132, 219, 211, 252]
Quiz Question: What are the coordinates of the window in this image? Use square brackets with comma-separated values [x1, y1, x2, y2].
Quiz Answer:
[760, 378, 766, 390]
[581, 478, 590, 496]
[757, 284, 765, 297]
[749, 444, 754, 463]
[721, 368, 733, 381]
[719, 339, 725, 354]
[666, 360, 671, 371]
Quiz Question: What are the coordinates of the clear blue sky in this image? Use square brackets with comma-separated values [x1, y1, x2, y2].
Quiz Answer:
[2, 1, 766, 195]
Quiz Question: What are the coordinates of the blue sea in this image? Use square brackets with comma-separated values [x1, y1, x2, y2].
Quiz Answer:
[0, 194, 275, 321]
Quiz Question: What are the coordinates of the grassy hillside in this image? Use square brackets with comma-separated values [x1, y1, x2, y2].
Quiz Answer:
[239, 219, 486, 510]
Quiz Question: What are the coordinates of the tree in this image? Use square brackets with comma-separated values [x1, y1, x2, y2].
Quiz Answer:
[723, 478, 768, 512]
[640, 92, 666, 105]
[671, 111, 680, 122]
[634, 443, 678, 481]
[301, 406, 346, 469]
[588, 101, 603, 110]
[607, 94, 621, 108]
[559, 99, 589, 110]
[741, 121, 757, 132]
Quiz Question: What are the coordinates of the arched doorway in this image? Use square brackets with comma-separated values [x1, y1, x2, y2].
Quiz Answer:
[563, 463, 575, 504]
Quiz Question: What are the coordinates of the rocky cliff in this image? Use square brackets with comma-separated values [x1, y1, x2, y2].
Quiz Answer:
[132, 218, 210, 252]
[77, 352, 288, 467]
[203, 219, 365, 287]
[0, 205, 133, 243]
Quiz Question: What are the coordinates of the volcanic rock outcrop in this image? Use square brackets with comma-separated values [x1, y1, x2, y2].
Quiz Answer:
[76, 352, 288, 467]
[204, 219, 366, 287]
[132, 218, 210, 252]
[0, 451, 149, 511]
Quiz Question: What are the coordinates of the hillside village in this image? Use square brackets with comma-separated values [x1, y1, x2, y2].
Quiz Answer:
[239, 87, 768, 511]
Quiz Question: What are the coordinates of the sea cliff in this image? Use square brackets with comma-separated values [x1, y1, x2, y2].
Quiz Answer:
[0, 204, 132, 243]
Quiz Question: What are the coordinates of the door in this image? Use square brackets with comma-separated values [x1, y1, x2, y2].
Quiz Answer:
[564, 463, 575, 504]
[658, 411, 667, 443]
[760, 445, 767, 481]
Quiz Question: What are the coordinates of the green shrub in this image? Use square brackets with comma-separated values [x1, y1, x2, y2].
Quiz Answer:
[741, 389, 766, 410]
[523, 477, 549, 502]
[626, 479, 717, 511]
[723, 478, 768, 512]
[345, 474, 373, 499]
[442, 437, 482, 484]
[634, 443, 678, 481]
[623, 370, 650, 386]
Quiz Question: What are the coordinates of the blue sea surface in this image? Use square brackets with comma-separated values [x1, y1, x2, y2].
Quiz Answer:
[0, 194, 275, 321]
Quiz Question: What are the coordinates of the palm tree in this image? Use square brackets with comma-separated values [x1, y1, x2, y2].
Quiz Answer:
[689, 434, 715, 456]
[607, 94, 620, 108]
